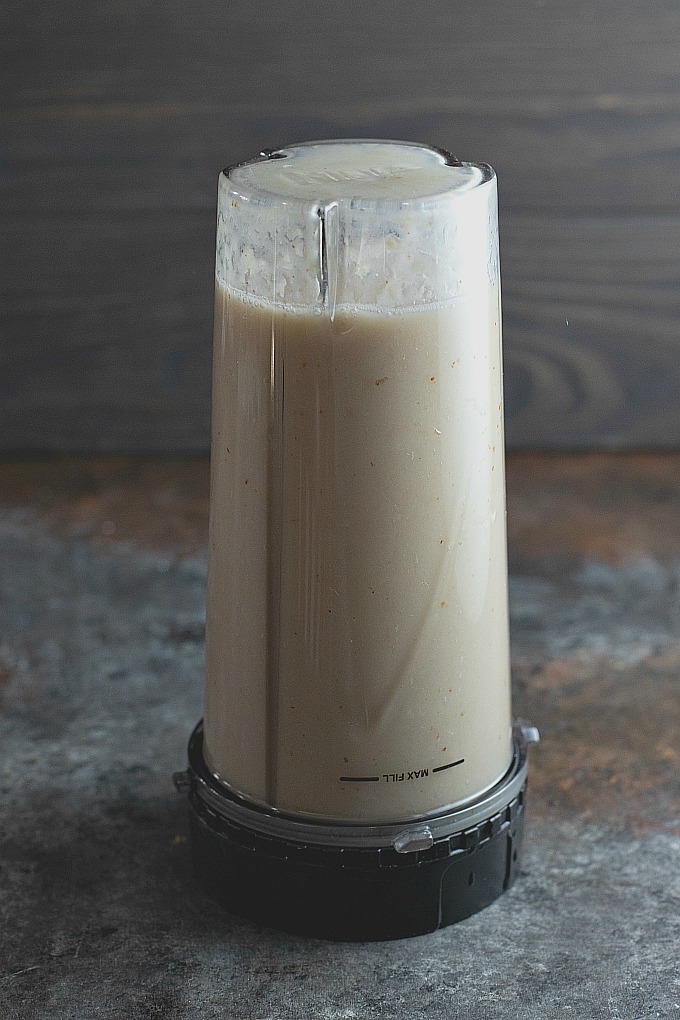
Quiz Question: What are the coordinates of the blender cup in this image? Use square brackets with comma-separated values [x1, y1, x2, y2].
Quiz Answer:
[175, 140, 538, 940]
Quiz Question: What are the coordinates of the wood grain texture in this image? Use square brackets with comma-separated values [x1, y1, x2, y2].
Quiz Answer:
[3, 0, 680, 450]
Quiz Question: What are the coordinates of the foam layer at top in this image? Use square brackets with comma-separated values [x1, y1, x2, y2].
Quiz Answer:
[229, 141, 489, 202]
[216, 140, 498, 312]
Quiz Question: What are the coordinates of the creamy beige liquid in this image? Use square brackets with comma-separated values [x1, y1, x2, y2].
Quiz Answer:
[204, 281, 512, 821]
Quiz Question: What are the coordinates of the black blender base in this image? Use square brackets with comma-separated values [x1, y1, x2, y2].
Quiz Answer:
[181, 724, 528, 941]
[188, 798, 525, 941]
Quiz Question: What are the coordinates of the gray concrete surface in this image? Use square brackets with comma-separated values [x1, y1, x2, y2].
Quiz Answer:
[0, 458, 678, 1019]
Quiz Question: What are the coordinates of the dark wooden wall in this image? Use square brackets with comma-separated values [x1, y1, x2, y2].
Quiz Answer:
[3, 0, 680, 452]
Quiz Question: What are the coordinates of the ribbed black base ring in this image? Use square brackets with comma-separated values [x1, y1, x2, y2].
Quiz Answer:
[183, 725, 527, 941]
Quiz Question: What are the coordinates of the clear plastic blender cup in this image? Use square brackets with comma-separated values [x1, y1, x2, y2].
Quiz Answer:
[177, 140, 537, 940]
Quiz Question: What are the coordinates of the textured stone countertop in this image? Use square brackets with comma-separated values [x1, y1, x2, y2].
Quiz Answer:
[1, 454, 678, 1019]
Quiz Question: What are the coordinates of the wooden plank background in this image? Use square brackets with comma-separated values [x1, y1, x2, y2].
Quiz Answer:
[2, 0, 680, 451]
